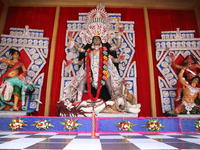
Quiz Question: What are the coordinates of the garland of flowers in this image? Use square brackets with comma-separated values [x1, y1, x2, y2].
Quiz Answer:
[116, 119, 137, 132]
[143, 118, 165, 132]
[194, 120, 200, 131]
[60, 119, 82, 131]
[31, 119, 54, 130]
[102, 46, 110, 84]
[9, 118, 27, 131]
[86, 48, 103, 101]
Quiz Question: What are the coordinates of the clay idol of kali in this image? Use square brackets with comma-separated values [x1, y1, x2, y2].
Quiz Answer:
[57, 4, 141, 116]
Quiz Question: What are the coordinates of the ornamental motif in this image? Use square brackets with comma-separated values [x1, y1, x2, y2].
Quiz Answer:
[116, 119, 137, 132]
[9, 118, 27, 131]
[31, 119, 54, 130]
[60, 119, 82, 131]
[194, 120, 200, 131]
[143, 118, 165, 132]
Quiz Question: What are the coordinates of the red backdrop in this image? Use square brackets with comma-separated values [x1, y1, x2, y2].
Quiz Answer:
[3, 7, 56, 115]
[0, 1, 3, 18]
[50, 7, 151, 117]
[148, 9, 199, 116]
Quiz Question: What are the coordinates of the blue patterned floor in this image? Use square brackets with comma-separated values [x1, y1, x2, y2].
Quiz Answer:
[0, 132, 200, 149]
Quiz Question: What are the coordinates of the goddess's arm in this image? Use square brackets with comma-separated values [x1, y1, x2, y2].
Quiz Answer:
[74, 43, 86, 52]
[109, 55, 119, 63]
[72, 59, 84, 65]
[68, 37, 85, 53]
[110, 33, 122, 51]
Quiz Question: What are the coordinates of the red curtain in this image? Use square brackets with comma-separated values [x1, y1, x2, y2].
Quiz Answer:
[148, 9, 199, 116]
[50, 7, 151, 117]
[0, 1, 3, 18]
[3, 7, 56, 115]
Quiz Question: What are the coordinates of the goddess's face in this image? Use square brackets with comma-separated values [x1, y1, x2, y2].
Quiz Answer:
[93, 36, 101, 45]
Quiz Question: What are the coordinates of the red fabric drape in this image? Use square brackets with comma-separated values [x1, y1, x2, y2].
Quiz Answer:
[50, 7, 151, 117]
[148, 9, 199, 116]
[3, 7, 56, 115]
[0, 1, 3, 18]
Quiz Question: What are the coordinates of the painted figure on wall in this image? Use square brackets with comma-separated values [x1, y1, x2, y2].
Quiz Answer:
[170, 53, 200, 102]
[169, 67, 200, 114]
[0, 48, 27, 110]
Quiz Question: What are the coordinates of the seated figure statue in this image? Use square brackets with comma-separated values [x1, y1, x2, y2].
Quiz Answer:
[168, 67, 200, 115]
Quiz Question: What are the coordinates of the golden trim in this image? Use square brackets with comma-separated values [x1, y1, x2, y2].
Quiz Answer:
[0, 4, 8, 38]
[143, 7, 157, 117]
[44, 5, 60, 116]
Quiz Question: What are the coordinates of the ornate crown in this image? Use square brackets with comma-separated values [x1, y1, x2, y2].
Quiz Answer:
[79, 3, 116, 44]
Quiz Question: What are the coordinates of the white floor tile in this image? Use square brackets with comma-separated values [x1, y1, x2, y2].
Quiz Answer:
[127, 138, 178, 149]
[100, 135, 125, 139]
[0, 138, 45, 149]
[120, 133, 143, 136]
[63, 139, 102, 150]
[160, 133, 182, 135]
[145, 135, 175, 139]
[0, 134, 30, 138]
[78, 133, 100, 136]
[0, 132, 13, 135]
[187, 135, 200, 138]
[69, 139, 100, 143]
[179, 138, 200, 145]
[49, 135, 76, 139]
[35, 132, 58, 135]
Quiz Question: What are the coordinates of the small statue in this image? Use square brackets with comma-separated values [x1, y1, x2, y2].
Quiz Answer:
[168, 67, 200, 114]
[0, 76, 35, 110]
[170, 53, 200, 102]
[0, 48, 27, 110]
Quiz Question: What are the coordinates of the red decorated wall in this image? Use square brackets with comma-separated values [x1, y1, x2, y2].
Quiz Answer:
[2, 6, 199, 117]
[148, 9, 199, 116]
[3, 7, 56, 115]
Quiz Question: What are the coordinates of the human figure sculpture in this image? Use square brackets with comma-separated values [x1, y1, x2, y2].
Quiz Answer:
[171, 54, 200, 102]
[57, 4, 141, 116]
[57, 95, 141, 117]
[0, 48, 27, 110]
[69, 34, 122, 102]
[0, 76, 35, 110]
[169, 67, 200, 114]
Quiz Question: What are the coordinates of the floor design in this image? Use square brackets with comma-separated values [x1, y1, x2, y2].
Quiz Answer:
[0, 132, 200, 149]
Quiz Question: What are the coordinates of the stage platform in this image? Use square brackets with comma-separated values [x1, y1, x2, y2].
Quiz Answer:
[0, 115, 200, 133]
